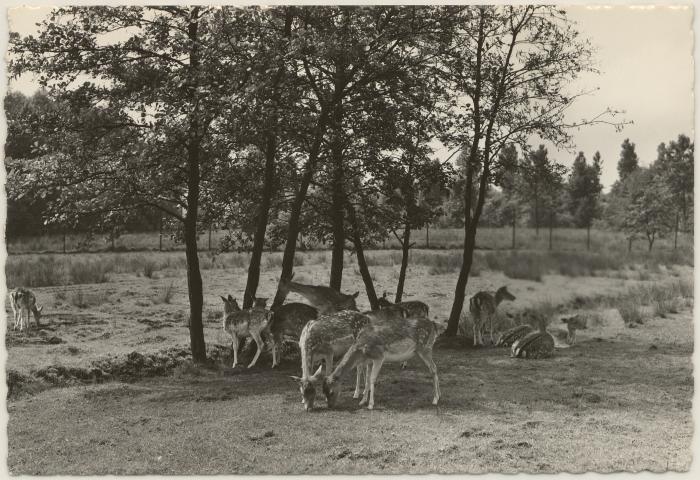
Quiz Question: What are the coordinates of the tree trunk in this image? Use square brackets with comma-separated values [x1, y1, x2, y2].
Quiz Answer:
[111, 228, 116, 251]
[674, 212, 679, 250]
[329, 98, 345, 291]
[425, 224, 429, 248]
[208, 225, 212, 251]
[271, 109, 330, 309]
[511, 208, 516, 250]
[159, 217, 163, 251]
[534, 196, 540, 237]
[63, 231, 67, 254]
[586, 224, 591, 251]
[548, 211, 554, 251]
[648, 233, 655, 252]
[184, 7, 206, 364]
[243, 137, 276, 309]
[445, 231, 476, 336]
[628, 237, 633, 253]
[348, 204, 378, 309]
[395, 224, 411, 303]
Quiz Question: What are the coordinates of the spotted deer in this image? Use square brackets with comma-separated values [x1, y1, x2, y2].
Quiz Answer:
[280, 274, 359, 314]
[221, 295, 273, 369]
[268, 302, 318, 368]
[469, 286, 516, 346]
[321, 315, 441, 410]
[10, 288, 43, 331]
[291, 310, 372, 411]
[377, 291, 429, 319]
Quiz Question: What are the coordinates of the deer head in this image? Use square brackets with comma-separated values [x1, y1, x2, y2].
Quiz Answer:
[220, 295, 240, 314]
[290, 365, 324, 411]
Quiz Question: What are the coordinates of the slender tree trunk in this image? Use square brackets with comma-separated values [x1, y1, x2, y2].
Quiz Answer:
[426, 224, 429, 248]
[329, 96, 345, 291]
[648, 233, 655, 252]
[347, 204, 378, 309]
[534, 196, 540, 237]
[548, 211, 554, 251]
[628, 237, 633, 253]
[184, 7, 206, 364]
[243, 138, 276, 309]
[271, 109, 330, 309]
[586, 224, 591, 251]
[395, 224, 412, 303]
[63, 231, 67, 254]
[511, 208, 516, 249]
[674, 212, 679, 250]
[159, 217, 163, 251]
[111, 228, 116, 251]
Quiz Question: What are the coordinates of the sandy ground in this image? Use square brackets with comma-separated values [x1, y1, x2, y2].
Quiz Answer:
[4, 254, 694, 474]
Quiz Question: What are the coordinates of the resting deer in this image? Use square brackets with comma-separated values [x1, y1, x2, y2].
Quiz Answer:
[221, 295, 273, 368]
[321, 315, 441, 410]
[10, 288, 43, 331]
[561, 314, 587, 345]
[377, 291, 429, 319]
[511, 316, 554, 359]
[268, 302, 318, 368]
[469, 286, 516, 346]
[280, 274, 359, 314]
[291, 310, 372, 411]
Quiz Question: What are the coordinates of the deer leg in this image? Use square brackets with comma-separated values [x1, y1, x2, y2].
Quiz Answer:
[367, 358, 385, 410]
[472, 321, 479, 346]
[416, 349, 440, 405]
[359, 363, 371, 406]
[231, 334, 239, 368]
[353, 363, 364, 399]
[247, 331, 263, 368]
[489, 315, 495, 345]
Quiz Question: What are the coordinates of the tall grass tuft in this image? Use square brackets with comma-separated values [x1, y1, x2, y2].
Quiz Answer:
[154, 282, 176, 304]
[68, 259, 111, 284]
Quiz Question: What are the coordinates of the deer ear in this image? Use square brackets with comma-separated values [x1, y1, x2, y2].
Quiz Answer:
[352, 292, 359, 299]
[221, 296, 228, 303]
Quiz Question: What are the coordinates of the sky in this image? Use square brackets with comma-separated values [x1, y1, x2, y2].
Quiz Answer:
[4, 4, 694, 191]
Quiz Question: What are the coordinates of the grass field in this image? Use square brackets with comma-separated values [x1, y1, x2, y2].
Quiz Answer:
[3, 232, 695, 474]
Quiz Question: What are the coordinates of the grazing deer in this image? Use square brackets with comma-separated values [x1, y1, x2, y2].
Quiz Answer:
[364, 303, 411, 368]
[221, 295, 273, 369]
[268, 302, 318, 368]
[561, 315, 587, 345]
[511, 316, 555, 359]
[10, 288, 43, 331]
[322, 316, 441, 410]
[469, 286, 516, 346]
[280, 274, 359, 314]
[377, 291, 430, 319]
[291, 310, 372, 411]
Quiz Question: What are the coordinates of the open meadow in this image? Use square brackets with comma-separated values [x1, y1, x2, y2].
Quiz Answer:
[4, 228, 694, 474]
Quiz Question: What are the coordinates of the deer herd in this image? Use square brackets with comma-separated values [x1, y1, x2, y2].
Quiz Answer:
[8, 274, 589, 411]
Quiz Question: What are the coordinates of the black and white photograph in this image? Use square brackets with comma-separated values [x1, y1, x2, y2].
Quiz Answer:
[1, 2, 695, 475]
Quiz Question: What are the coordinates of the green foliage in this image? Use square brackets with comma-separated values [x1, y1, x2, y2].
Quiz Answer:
[618, 138, 639, 180]
[568, 151, 603, 228]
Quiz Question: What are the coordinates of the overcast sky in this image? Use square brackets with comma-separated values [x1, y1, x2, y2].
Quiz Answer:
[5, 5, 694, 190]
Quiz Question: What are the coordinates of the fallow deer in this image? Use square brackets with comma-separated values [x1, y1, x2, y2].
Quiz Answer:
[291, 310, 372, 411]
[10, 288, 43, 331]
[321, 315, 441, 410]
[221, 295, 273, 369]
[280, 274, 359, 314]
[469, 286, 516, 346]
[377, 291, 429, 319]
[561, 314, 588, 345]
[511, 316, 555, 359]
[268, 302, 318, 368]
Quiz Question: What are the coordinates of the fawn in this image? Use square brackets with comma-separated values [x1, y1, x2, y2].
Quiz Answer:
[469, 286, 516, 346]
[221, 295, 273, 368]
[10, 288, 43, 331]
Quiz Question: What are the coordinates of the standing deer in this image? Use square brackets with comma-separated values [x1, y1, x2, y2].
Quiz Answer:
[280, 274, 359, 314]
[10, 288, 43, 331]
[377, 291, 429, 319]
[291, 310, 372, 411]
[561, 314, 588, 345]
[469, 286, 516, 346]
[321, 315, 441, 410]
[221, 295, 273, 369]
[268, 302, 318, 368]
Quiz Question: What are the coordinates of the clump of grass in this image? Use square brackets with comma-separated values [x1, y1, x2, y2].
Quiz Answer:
[154, 282, 175, 304]
[68, 259, 111, 284]
[617, 297, 646, 325]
